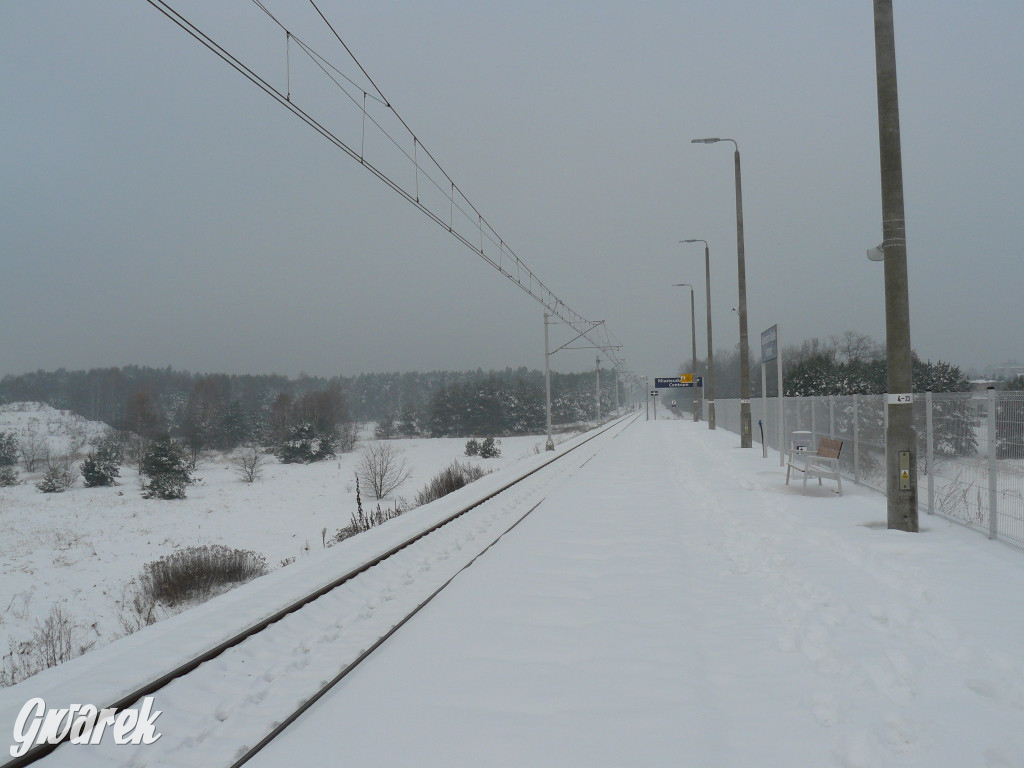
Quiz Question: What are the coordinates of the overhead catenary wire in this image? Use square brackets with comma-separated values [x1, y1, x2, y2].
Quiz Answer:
[145, 0, 629, 373]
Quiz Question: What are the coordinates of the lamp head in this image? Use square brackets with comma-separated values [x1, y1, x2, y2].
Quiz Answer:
[691, 138, 721, 144]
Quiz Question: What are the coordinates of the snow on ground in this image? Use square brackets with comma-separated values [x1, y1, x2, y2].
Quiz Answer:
[0, 402, 110, 457]
[246, 417, 1024, 768]
[0, 404, 562, 678]
[3, 411, 1024, 767]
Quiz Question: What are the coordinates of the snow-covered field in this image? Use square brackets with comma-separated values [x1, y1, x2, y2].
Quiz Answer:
[0, 403, 558, 682]
[3, 408, 1024, 767]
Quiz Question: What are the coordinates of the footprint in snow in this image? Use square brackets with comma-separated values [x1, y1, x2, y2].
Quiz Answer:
[810, 692, 843, 727]
[866, 604, 889, 627]
[875, 713, 917, 752]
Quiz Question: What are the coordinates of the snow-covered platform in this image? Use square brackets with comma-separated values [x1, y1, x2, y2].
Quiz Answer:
[248, 418, 1024, 768]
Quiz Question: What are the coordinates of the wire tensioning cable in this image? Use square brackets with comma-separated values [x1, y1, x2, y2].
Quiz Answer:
[145, 0, 629, 372]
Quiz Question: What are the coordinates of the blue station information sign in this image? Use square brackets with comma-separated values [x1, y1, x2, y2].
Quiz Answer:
[655, 376, 704, 389]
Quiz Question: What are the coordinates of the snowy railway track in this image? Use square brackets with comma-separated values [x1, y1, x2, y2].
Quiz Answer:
[6, 413, 639, 768]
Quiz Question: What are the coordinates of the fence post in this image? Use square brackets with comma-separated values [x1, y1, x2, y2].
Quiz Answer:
[988, 386, 998, 540]
[811, 399, 817, 447]
[829, 397, 835, 438]
[853, 395, 860, 485]
[926, 389, 934, 515]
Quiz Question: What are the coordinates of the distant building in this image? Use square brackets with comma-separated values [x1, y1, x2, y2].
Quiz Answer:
[969, 379, 998, 394]
[968, 379, 997, 418]
[989, 362, 1024, 381]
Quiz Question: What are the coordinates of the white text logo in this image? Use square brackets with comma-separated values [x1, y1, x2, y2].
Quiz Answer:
[10, 697, 162, 757]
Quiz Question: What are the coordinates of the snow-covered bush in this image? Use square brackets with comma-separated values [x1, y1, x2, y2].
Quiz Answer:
[464, 438, 480, 456]
[275, 421, 335, 464]
[374, 415, 396, 440]
[478, 436, 501, 459]
[139, 545, 268, 608]
[35, 454, 76, 493]
[81, 445, 120, 487]
[141, 437, 193, 499]
[414, 460, 489, 506]
[0, 431, 18, 469]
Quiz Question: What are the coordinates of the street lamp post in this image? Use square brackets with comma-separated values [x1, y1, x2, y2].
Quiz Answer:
[673, 283, 699, 422]
[692, 137, 752, 447]
[680, 239, 715, 430]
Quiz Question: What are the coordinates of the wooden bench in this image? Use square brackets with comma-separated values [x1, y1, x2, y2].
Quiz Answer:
[786, 436, 843, 495]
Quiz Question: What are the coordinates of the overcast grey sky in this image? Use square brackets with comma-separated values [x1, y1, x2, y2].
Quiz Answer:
[2, 1, 1022, 382]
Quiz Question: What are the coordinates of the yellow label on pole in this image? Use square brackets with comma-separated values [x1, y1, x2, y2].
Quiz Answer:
[680, 374, 693, 384]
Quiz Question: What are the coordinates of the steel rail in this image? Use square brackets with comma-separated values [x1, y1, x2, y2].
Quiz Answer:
[6, 413, 639, 768]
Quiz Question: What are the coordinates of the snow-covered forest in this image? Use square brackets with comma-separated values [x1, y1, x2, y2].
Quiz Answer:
[0, 365, 621, 452]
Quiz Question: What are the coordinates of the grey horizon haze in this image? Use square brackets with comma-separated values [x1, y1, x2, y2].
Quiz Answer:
[2, 1, 1022, 383]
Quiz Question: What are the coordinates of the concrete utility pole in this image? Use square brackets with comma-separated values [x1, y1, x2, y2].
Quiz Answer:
[732, 144, 752, 447]
[543, 313, 555, 451]
[595, 355, 601, 423]
[614, 366, 620, 414]
[873, 0, 918, 532]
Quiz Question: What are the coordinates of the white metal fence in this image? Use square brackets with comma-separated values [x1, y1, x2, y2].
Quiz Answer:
[701, 391, 1024, 550]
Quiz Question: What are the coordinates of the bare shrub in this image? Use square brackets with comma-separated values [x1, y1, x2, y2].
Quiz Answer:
[356, 442, 412, 499]
[351, 500, 404, 533]
[414, 461, 490, 507]
[18, 434, 49, 472]
[336, 421, 359, 453]
[65, 425, 88, 456]
[114, 580, 159, 636]
[123, 433, 152, 473]
[230, 442, 266, 483]
[1, 603, 93, 687]
[139, 545, 268, 608]
[331, 476, 407, 544]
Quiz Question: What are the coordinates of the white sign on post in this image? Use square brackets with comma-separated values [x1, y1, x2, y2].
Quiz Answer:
[760, 325, 778, 362]
[761, 324, 784, 466]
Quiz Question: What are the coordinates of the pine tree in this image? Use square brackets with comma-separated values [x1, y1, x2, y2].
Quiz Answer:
[0, 432, 17, 486]
[0, 431, 18, 467]
[275, 421, 335, 464]
[141, 437, 192, 499]
[81, 446, 121, 487]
